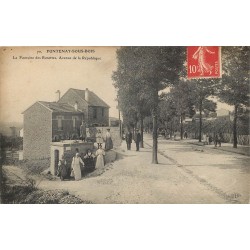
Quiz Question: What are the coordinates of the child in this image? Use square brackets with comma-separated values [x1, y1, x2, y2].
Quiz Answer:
[96, 129, 103, 148]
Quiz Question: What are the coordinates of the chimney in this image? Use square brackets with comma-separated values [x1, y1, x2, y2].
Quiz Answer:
[74, 101, 78, 111]
[55, 90, 61, 102]
[85, 88, 89, 102]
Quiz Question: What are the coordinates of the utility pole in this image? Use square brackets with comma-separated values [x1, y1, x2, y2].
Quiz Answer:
[117, 95, 122, 138]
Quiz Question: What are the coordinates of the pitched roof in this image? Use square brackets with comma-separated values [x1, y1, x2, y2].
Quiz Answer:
[70, 88, 110, 108]
[39, 101, 83, 113]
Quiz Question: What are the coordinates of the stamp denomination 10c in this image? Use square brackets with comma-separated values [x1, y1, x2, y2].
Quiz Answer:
[187, 46, 221, 79]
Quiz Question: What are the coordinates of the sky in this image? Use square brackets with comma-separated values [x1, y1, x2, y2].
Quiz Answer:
[0, 46, 232, 124]
[0, 46, 119, 123]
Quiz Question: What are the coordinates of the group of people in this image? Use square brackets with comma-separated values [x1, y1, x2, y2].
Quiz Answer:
[57, 127, 114, 181]
[57, 147, 106, 181]
[203, 133, 222, 147]
[96, 128, 113, 150]
[125, 129, 142, 151]
[80, 121, 114, 151]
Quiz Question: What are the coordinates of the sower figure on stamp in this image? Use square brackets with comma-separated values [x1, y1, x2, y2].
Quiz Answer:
[192, 46, 215, 76]
[134, 128, 141, 151]
[125, 129, 132, 150]
[80, 120, 86, 142]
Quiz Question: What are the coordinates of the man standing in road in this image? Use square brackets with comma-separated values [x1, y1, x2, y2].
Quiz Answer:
[125, 129, 132, 150]
[134, 129, 141, 151]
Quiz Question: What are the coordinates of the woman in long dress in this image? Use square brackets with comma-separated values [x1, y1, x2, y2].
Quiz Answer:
[71, 153, 84, 181]
[95, 145, 105, 168]
[104, 128, 113, 151]
[83, 149, 96, 174]
[57, 154, 68, 181]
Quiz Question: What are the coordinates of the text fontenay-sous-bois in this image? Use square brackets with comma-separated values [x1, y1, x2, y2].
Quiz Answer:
[12, 48, 100, 60]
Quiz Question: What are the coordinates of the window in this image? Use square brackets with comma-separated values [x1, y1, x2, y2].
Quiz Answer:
[57, 116, 63, 130]
[72, 116, 78, 129]
[93, 107, 97, 119]
[102, 108, 104, 117]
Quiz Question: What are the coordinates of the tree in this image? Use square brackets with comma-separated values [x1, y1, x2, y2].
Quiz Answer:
[169, 81, 197, 139]
[188, 79, 218, 142]
[218, 46, 250, 148]
[113, 49, 151, 147]
[158, 93, 177, 138]
[113, 47, 185, 163]
[0, 134, 5, 204]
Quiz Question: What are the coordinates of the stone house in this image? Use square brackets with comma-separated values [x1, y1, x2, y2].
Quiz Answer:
[22, 88, 110, 160]
[58, 88, 110, 127]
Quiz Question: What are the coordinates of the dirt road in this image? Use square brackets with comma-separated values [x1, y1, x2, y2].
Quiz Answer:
[4, 135, 249, 204]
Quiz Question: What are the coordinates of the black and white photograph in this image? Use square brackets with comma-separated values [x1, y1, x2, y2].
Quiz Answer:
[0, 1, 249, 250]
[0, 46, 249, 204]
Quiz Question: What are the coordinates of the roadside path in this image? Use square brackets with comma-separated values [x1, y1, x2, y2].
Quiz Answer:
[3, 140, 235, 203]
[144, 135, 249, 204]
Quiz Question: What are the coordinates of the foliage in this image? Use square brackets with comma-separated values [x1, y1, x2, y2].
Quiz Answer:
[113, 46, 185, 163]
[218, 46, 250, 147]
[219, 46, 249, 107]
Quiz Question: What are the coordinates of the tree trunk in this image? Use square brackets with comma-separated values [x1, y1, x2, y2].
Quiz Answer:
[0, 157, 2, 203]
[233, 104, 238, 148]
[140, 116, 144, 148]
[0, 163, 2, 204]
[152, 110, 158, 164]
[170, 120, 173, 139]
[0, 135, 4, 204]
[132, 124, 135, 141]
[180, 115, 183, 140]
[199, 99, 203, 142]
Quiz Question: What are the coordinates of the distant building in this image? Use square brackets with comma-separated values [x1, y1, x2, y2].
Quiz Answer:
[109, 117, 120, 127]
[184, 118, 193, 123]
[216, 109, 230, 117]
[23, 88, 110, 160]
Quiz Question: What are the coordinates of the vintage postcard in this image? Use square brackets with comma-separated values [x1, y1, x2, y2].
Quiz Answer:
[0, 46, 249, 204]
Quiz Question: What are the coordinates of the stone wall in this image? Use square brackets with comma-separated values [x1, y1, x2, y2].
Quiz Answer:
[189, 132, 250, 145]
[222, 133, 250, 145]
[23, 102, 52, 160]
[50, 141, 94, 175]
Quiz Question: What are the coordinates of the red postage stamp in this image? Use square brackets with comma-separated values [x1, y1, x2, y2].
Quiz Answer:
[187, 46, 221, 79]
